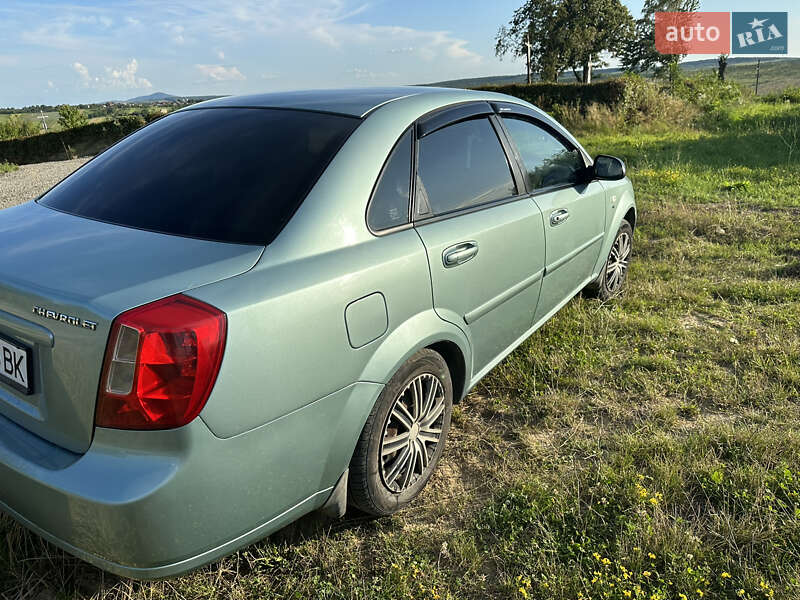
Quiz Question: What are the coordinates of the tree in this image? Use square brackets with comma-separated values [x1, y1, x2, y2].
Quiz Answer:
[496, 0, 562, 83]
[57, 104, 88, 130]
[620, 0, 700, 75]
[557, 0, 634, 83]
[496, 0, 633, 84]
[717, 54, 728, 81]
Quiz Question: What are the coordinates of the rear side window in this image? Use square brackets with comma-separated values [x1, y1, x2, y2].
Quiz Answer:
[39, 108, 359, 245]
[501, 117, 585, 191]
[367, 129, 412, 231]
[416, 118, 516, 217]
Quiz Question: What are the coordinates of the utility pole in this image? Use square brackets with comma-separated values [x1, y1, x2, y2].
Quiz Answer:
[525, 32, 532, 85]
[755, 59, 761, 95]
[38, 109, 48, 131]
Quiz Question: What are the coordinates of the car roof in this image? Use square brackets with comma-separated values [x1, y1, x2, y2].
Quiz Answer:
[186, 86, 499, 118]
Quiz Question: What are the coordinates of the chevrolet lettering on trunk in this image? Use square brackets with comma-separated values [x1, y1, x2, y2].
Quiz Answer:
[32, 305, 98, 331]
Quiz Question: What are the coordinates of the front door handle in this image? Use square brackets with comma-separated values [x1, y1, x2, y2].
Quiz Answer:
[443, 241, 479, 268]
[550, 208, 570, 226]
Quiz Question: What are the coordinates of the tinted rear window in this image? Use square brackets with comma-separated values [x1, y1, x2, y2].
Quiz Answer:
[39, 108, 360, 245]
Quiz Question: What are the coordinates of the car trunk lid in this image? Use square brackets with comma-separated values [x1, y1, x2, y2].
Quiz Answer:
[0, 202, 264, 453]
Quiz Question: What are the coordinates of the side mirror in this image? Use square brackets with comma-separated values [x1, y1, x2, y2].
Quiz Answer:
[593, 155, 626, 181]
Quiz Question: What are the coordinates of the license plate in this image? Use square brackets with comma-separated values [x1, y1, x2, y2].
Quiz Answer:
[0, 334, 32, 395]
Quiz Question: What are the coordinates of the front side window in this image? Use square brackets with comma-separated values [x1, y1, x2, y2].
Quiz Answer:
[501, 117, 585, 191]
[39, 108, 359, 245]
[367, 129, 412, 231]
[416, 118, 516, 217]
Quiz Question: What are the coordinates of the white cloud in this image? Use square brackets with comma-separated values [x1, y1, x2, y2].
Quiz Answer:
[195, 64, 246, 81]
[104, 58, 152, 89]
[216, 49, 225, 60]
[125, 16, 141, 27]
[346, 67, 399, 82]
[47, 80, 54, 88]
[309, 26, 339, 48]
[72, 59, 152, 89]
[161, 23, 186, 45]
[72, 61, 90, 84]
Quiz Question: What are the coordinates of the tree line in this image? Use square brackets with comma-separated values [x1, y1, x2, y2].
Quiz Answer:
[495, 0, 702, 84]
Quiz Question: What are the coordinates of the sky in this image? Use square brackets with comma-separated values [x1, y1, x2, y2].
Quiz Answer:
[0, 0, 797, 107]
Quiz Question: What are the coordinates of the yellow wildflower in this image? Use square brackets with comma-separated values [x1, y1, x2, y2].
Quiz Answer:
[722, 572, 731, 579]
[648, 552, 656, 559]
[697, 589, 704, 598]
[644, 571, 652, 577]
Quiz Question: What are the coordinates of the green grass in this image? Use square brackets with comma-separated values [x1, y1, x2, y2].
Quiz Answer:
[2, 101, 800, 600]
[0, 161, 18, 174]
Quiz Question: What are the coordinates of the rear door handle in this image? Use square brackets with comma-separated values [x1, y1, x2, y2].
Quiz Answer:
[550, 208, 569, 226]
[442, 241, 479, 268]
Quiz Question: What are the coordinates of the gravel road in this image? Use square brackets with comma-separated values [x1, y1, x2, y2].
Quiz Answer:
[0, 158, 90, 210]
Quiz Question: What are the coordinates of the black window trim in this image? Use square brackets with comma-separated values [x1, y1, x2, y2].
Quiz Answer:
[491, 101, 593, 167]
[365, 126, 416, 237]
[494, 112, 591, 197]
[416, 101, 495, 138]
[411, 112, 528, 226]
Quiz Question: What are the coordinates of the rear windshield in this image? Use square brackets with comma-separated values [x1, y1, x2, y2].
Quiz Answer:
[39, 108, 360, 245]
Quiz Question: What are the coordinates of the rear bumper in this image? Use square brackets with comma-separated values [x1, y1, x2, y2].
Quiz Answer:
[0, 382, 382, 579]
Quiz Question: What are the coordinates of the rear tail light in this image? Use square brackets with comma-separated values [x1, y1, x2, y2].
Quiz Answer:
[96, 294, 227, 430]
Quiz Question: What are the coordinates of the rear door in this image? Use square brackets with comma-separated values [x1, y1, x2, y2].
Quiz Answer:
[413, 107, 546, 376]
[498, 115, 606, 324]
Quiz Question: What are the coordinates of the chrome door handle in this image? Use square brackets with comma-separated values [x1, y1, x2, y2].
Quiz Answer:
[550, 208, 570, 226]
[442, 241, 479, 268]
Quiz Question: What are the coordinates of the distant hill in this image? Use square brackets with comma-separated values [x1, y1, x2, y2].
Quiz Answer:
[124, 92, 180, 103]
[426, 57, 800, 94]
[122, 92, 226, 103]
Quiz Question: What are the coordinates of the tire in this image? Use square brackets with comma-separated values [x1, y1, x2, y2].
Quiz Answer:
[348, 348, 453, 516]
[585, 219, 633, 301]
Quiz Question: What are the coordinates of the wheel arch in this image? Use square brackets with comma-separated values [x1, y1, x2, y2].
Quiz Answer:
[427, 340, 468, 402]
[357, 309, 472, 401]
[624, 205, 637, 230]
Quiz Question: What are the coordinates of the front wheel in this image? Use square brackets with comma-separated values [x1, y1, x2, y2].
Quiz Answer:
[586, 219, 633, 301]
[348, 349, 453, 516]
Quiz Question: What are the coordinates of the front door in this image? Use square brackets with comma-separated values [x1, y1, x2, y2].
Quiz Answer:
[498, 115, 606, 324]
[413, 115, 546, 376]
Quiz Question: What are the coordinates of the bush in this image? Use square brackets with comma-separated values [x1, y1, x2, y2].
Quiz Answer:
[618, 74, 697, 128]
[57, 104, 88, 130]
[671, 72, 743, 113]
[762, 87, 800, 104]
[477, 79, 627, 113]
[0, 161, 18, 174]
[0, 115, 146, 165]
[0, 115, 40, 141]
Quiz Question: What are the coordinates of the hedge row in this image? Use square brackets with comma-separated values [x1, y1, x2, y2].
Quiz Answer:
[0, 115, 145, 165]
[478, 79, 628, 112]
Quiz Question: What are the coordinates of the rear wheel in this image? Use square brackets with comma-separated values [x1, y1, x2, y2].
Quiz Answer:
[585, 219, 633, 301]
[348, 349, 453, 516]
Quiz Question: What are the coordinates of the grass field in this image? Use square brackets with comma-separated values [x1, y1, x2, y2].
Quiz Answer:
[0, 111, 59, 131]
[1, 98, 800, 599]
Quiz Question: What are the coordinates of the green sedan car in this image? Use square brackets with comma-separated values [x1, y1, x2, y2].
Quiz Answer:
[0, 87, 635, 578]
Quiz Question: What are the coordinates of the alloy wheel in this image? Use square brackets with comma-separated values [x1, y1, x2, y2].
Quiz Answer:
[605, 230, 631, 294]
[379, 373, 446, 493]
